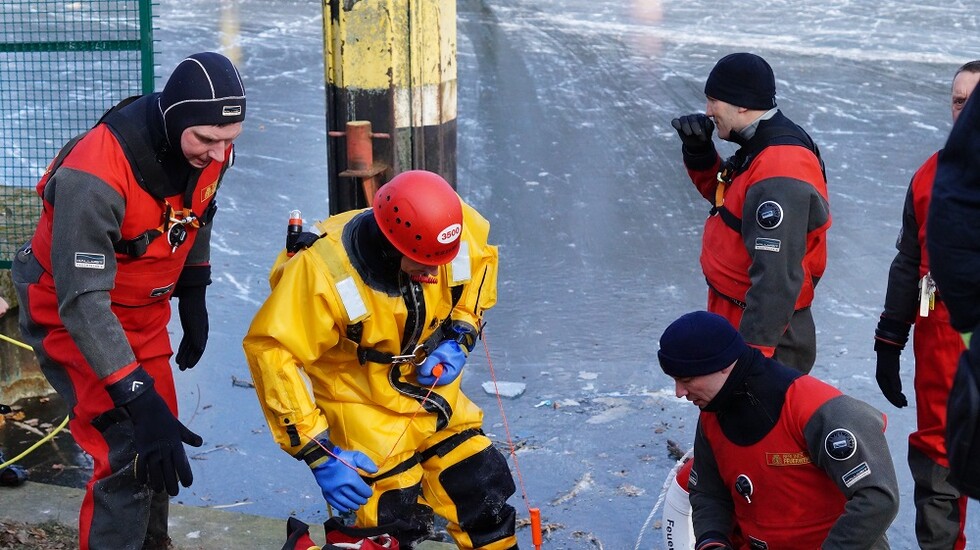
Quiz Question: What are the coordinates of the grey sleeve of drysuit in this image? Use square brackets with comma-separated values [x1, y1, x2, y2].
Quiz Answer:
[881, 182, 922, 324]
[740, 174, 830, 349]
[48, 167, 137, 379]
[689, 420, 736, 544]
[804, 395, 900, 549]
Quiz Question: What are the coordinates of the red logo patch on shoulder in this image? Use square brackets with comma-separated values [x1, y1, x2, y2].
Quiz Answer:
[200, 180, 218, 203]
[766, 452, 811, 466]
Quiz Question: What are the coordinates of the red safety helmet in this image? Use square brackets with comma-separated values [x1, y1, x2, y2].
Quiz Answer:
[373, 170, 463, 265]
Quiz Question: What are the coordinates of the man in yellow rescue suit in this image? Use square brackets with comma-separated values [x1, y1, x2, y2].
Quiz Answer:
[243, 170, 518, 550]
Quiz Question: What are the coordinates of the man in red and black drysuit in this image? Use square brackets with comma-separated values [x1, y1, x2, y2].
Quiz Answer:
[11, 52, 246, 550]
[876, 61, 980, 549]
[671, 52, 831, 374]
[658, 311, 899, 550]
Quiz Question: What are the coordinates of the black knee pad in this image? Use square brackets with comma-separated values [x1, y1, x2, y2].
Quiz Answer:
[440, 445, 517, 547]
[377, 484, 434, 547]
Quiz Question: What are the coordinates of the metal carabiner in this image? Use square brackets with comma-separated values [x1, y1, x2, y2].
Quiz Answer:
[389, 345, 428, 366]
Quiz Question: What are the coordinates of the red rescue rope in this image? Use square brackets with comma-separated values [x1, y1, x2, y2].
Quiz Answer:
[480, 329, 542, 550]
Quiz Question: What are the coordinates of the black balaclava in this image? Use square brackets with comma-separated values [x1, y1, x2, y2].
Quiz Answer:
[158, 52, 246, 152]
[345, 211, 403, 294]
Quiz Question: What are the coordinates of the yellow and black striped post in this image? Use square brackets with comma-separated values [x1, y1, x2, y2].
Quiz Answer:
[323, 0, 457, 214]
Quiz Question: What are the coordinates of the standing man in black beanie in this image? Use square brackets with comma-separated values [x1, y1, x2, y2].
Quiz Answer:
[671, 52, 831, 374]
[658, 311, 899, 550]
[11, 52, 245, 550]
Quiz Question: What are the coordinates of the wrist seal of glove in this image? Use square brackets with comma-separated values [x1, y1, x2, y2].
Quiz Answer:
[105, 366, 154, 407]
[874, 316, 911, 349]
[173, 265, 212, 297]
[696, 532, 734, 550]
[682, 144, 718, 171]
[449, 322, 478, 354]
[298, 433, 337, 468]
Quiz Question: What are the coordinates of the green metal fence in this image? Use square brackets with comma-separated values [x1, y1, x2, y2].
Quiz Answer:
[0, 0, 155, 269]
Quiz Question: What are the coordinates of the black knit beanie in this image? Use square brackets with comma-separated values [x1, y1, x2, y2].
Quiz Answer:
[158, 52, 246, 149]
[704, 52, 777, 110]
[658, 311, 747, 377]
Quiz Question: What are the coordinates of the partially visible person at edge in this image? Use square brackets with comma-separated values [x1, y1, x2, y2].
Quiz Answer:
[242, 170, 518, 550]
[658, 311, 900, 550]
[873, 60, 980, 550]
[670, 52, 831, 374]
[11, 52, 246, 550]
[927, 65, 980, 501]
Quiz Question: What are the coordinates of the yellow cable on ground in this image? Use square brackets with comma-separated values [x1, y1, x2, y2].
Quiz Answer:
[0, 414, 70, 470]
[0, 332, 33, 351]
[0, 331, 71, 469]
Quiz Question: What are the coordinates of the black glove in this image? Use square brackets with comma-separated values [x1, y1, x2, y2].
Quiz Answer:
[671, 114, 715, 154]
[874, 316, 911, 408]
[874, 341, 906, 408]
[172, 265, 211, 370]
[105, 366, 203, 496]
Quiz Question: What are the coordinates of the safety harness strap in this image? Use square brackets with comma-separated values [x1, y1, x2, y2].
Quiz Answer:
[112, 229, 163, 257]
[45, 95, 223, 258]
[362, 428, 482, 485]
[286, 231, 323, 255]
[712, 119, 826, 233]
[418, 427, 482, 461]
[350, 284, 466, 366]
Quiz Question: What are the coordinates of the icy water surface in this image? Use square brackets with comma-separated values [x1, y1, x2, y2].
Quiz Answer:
[3, 0, 980, 548]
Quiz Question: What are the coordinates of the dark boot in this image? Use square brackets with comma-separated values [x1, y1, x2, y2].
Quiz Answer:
[142, 490, 172, 549]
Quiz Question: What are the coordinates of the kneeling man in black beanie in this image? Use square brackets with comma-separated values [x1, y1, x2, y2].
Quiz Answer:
[658, 311, 899, 550]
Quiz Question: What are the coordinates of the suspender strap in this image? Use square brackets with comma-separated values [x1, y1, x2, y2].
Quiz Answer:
[712, 117, 826, 234]
[349, 283, 468, 366]
[360, 453, 421, 484]
[418, 428, 482, 461]
[715, 205, 743, 233]
[361, 428, 482, 485]
[112, 229, 163, 257]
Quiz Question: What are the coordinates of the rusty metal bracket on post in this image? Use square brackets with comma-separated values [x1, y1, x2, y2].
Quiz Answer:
[328, 121, 390, 206]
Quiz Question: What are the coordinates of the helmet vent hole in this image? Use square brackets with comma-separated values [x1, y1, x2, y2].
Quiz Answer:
[404, 221, 411, 228]
[415, 234, 422, 241]
[395, 217, 402, 225]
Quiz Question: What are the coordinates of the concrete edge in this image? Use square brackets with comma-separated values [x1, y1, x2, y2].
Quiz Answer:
[0, 481, 455, 549]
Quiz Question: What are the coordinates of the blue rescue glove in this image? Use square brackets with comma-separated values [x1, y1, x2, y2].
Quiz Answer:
[418, 340, 467, 386]
[311, 447, 378, 514]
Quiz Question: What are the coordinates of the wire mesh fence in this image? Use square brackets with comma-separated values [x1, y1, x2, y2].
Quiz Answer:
[0, 0, 154, 269]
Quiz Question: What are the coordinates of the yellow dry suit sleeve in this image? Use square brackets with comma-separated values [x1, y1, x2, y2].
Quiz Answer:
[243, 248, 344, 455]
